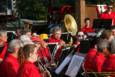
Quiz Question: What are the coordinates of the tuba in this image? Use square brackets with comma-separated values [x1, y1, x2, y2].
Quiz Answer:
[64, 14, 78, 36]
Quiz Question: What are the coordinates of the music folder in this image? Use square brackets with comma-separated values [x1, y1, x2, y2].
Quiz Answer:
[65, 53, 85, 77]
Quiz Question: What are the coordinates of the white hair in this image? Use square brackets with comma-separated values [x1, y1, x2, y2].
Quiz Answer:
[9, 39, 22, 52]
[19, 35, 34, 46]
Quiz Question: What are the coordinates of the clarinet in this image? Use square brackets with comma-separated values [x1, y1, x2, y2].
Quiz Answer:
[37, 57, 52, 77]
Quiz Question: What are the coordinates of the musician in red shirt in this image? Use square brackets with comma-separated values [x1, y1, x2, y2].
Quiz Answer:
[0, 31, 8, 63]
[100, 5, 115, 25]
[102, 39, 115, 77]
[0, 39, 21, 77]
[84, 38, 98, 71]
[84, 48, 97, 72]
[31, 36, 51, 64]
[81, 18, 94, 33]
[48, 26, 65, 61]
[94, 39, 109, 73]
[84, 39, 109, 73]
[17, 44, 42, 77]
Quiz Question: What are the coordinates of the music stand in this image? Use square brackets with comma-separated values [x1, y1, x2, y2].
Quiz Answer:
[79, 40, 91, 54]
[61, 32, 72, 44]
[93, 19, 112, 30]
[47, 43, 59, 58]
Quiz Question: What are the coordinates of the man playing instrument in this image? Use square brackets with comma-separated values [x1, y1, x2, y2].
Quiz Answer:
[48, 26, 65, 61]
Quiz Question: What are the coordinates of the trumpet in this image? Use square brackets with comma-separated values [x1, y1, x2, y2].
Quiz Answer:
[37, 57, 52, 77]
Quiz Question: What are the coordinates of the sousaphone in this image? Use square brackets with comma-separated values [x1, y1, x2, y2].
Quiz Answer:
[64, 14, 78, 36]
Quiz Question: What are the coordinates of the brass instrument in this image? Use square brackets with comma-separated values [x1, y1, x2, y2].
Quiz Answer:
[37, 57, 52, 77]
[64, 14, 78, 36]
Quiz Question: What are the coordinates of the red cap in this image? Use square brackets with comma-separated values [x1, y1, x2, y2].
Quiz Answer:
[31, 36, 41, 42]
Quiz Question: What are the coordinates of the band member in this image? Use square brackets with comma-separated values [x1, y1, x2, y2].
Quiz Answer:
[48, 26, 65, 61]
[17, 44, 42, 77]
[102, 39, 115, 77]
[100, 5, 115, 25]
[22, 29, 32, 38]
[100, 30, 113, 42]
[0, 31, 8, 63]
[81, 18, 94, 33]
[0, 39, 22, 77]
[94, 39, 110, 73]
[84, 39, 109, 73]
[84, 39, 97, 72]
[31, 36, 51, 64]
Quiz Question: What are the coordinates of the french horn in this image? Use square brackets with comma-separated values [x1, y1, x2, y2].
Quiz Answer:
[64, 14, 78, 36]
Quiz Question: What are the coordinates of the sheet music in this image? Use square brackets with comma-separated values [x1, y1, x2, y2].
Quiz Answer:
[55, 55, 72, 74]
[65, 54, 85, 77]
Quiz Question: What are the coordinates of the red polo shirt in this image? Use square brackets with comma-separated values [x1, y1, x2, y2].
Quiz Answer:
[100, 12, 115, 25]
[38, 47, 51, 64]
[48, 35, 64, 61]
[0, 54, 19, 77]
[84, 49, 105, 73]
[84, 48, 97, 72]
[81, 25, 94, 33]
[102, 54, 115, 77]
[94, 52, 105, 73]
[0, 43, 8, 60]
[48, 35, 63, 43]
[17, 61, 42, 77]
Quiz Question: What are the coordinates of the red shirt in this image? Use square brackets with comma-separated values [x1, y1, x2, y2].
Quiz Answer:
[84, 49, 105, 73]
[17, 61, 42, 77]
[100, 12, 115, 25]
[81, 25, 94, 33]
[48, 35, 63, 61]
[102, 54, 115, 77]
[84, 48, 97, 72]
[0, 43, 8, 60]
[48, 35, 63, 43]
[38, 47, 51, 64]
[94, 52, 105, 72]
[0, 54, 19, 77]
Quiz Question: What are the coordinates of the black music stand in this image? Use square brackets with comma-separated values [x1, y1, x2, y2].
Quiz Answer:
[93, 19, 112, 30]
[47, 43, 59, 58]
[61, 32, 71, 44]
[79, 40, 91, 54]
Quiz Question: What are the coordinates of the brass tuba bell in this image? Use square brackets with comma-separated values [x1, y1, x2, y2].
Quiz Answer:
[64, 14, 78, 36]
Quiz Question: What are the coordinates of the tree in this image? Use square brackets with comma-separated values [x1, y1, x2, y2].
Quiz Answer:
[16, 0, 48, 20]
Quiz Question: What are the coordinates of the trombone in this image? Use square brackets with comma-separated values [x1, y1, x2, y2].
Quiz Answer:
[37, 57, 52, 77]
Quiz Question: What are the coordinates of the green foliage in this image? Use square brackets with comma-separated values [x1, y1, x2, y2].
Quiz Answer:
[86, 0, 115, 4]
[16, 0, 48, 20]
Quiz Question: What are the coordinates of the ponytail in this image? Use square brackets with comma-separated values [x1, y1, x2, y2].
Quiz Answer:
[18, 47, 25, 66]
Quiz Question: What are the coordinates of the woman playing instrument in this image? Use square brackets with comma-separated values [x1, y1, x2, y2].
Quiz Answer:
[17, 44, 42, 77]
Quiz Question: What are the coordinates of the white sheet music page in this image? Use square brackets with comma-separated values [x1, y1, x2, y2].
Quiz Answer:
[65, 54, 85, 77]
[55, 55, 72, 74]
